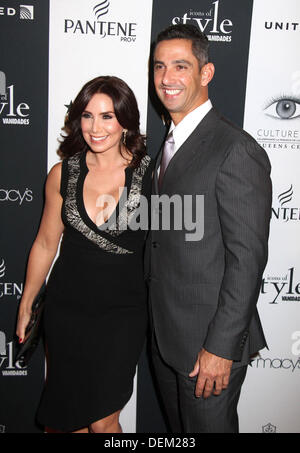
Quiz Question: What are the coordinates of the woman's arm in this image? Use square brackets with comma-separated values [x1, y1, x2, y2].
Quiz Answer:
[16, 162, 64, 342]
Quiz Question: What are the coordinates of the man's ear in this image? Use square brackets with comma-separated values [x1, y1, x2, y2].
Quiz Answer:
[200, 63, 215, 86]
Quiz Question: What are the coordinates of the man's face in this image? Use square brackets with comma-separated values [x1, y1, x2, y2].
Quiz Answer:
[154, 38, 207, 124]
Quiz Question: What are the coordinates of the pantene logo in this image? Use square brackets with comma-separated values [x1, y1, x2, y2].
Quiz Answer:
[0, 259, 23, 299]
[64, 1, 137, 43]
[0, 260, 5, 278]
[272, 185, 300, 223]
[93, 1, 110, 19]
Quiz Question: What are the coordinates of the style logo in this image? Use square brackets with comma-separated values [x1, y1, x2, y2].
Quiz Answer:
[262, 423, 277, 433]
[64, 1, 137, 42]
[0, 330, 27, 375]
[20, 5, 34, 20]
[93, 0, 110, 19]
[0, 70, 30, 126]
[261, 267, 300, 304]
[172, 0, 233, 43]
[0, 71, 6, 100]
[0, 330, 5, 355]
[0, 259, 23, 300]
[272, 185, 300, 222]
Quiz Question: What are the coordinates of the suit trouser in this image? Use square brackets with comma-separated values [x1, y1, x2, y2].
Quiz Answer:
[152, 336, 247, 433]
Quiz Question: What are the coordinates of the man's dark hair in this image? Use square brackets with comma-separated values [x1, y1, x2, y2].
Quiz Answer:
[156, 24, 209, 70]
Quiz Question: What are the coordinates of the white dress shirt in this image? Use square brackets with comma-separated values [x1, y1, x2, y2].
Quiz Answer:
[169, 99, 212, 153]
[158, 100, 212, 176]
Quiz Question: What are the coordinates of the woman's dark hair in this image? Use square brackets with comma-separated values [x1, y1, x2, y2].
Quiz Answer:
[58, 76, 146, 168]
[156, 24, 209, 70]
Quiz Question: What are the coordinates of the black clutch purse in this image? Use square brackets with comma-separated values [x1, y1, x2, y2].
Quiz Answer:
[15, 287, 46, 365]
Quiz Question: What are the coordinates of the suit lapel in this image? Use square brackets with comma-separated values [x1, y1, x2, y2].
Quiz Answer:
[153, 108, 220, 194]
[153, 146, 163, 194]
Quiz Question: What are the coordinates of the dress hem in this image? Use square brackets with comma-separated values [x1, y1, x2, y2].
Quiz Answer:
[37, 389, 133, 433]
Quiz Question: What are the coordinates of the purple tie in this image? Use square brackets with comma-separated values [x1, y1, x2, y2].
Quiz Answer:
[158, 132, 175, 190]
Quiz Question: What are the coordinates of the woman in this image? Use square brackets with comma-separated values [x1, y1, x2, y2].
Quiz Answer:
[16, 76, 153, 433]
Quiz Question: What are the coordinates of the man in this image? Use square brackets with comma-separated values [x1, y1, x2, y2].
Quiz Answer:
[148, 24, 272, 433]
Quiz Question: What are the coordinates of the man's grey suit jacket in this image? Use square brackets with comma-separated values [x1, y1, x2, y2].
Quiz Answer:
[148, 108, 272, 373]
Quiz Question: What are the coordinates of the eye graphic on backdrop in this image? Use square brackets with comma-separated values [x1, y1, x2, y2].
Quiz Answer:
[264, 95, 300, 120]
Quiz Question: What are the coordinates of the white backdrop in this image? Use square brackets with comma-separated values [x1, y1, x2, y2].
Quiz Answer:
[47, 0, 153, 170]
[239, 0, 300, 433]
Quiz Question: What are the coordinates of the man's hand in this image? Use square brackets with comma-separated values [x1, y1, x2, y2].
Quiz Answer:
[189, 349, 233, 399]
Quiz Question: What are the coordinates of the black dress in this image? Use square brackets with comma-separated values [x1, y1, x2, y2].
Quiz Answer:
[37, 151, 153, 432]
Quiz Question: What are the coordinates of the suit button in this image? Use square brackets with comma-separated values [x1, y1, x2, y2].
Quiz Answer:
[152, 241, 160, 248]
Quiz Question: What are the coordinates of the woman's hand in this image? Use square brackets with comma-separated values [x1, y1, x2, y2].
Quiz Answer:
[16, 305, 32, 344]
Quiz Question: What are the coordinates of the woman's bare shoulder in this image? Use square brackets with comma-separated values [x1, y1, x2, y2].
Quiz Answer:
[46, 161, 63, 192]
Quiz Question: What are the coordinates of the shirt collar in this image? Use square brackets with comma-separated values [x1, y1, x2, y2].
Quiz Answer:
[169, 99, 212, 152]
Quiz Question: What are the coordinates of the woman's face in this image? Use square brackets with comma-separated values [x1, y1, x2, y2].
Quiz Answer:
[81, 93, 124, 154]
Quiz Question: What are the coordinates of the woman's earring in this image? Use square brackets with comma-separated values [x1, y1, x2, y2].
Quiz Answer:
[122, 129, 128, 146]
